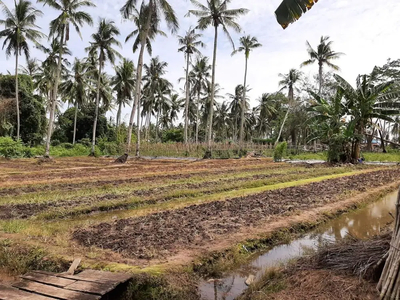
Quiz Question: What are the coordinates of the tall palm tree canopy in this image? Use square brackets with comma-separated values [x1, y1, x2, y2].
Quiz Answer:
[178, 26, 204, 56]
[0, 0, 44, 57]
[301, 36, 343, 71]
[120, 0, 178, 34]
[125, 3, 167, 55]
[86, 19, 122, 67]
[188, 0, 248, 48]
[232, 35, 262, 58]
[37, 0, 95, 41]
[112, 58, 135, 104]
[275, 0, 319, 29]
[278, 68, 303, 100]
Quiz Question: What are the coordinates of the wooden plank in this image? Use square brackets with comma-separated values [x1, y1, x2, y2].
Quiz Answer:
[73, 270, 132, 283]
[21, 272, 76, 288]
[57, 270, 132, 284]
[0, 284, 53, 300]
[66, 258, 81, 275]
[12, 281, 100, 300]
[64, 281, 116, 295]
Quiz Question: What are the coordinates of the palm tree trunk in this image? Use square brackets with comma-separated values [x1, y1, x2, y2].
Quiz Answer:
[15, 50, 20, 141]
[116, 101, 122, 128]
[275, 107, 290, 147]
[126, 1, 153, 157]
[195, 89, 200, 144]
[205, 25, 219, 157]
[91, 58, 103, 156]
[45, 29, 65, 157]
[318, 62, 323, 96]
[73, 102, 78, 145]
[156, 106, 160, 142]
[145, 112, 150, 140]
[184, 53, 190, 144]
[239, 56, 248, 147]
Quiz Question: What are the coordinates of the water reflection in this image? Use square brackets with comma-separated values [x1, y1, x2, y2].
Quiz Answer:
[199, 191, 398, 300]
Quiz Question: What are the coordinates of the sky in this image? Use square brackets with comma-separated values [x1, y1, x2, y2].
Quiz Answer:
[1, 0, 400, 125]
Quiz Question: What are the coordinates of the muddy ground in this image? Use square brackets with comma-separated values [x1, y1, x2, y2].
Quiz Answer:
[73, 168, 400, 260]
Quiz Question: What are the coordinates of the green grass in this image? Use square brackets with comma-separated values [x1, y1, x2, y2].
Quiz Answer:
[289, 151, 400, 162]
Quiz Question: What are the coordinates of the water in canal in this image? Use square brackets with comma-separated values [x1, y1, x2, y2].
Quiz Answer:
[199, 190, 398, 300]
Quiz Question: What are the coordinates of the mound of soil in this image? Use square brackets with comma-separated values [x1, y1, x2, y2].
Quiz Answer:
[72, 168, 400, 259]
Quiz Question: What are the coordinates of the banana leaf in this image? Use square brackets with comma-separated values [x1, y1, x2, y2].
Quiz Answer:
[275, 0, 319, 29]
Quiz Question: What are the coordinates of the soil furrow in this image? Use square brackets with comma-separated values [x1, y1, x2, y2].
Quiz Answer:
[72, 168, 400, 259]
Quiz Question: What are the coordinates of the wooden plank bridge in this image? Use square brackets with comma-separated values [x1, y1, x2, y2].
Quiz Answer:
[0, 269, 132, 300]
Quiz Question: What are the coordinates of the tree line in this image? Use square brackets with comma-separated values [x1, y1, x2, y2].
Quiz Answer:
[0, 0, 399, 162]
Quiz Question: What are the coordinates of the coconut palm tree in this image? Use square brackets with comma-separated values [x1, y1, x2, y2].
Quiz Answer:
[142, 56, 172, 140]
[60, 58, 90, 144]
[301, 36, 343, 96]
[189, 55, 211, 143]
[178, 26, 204, 144]
[232, 35, 262, 145]
[188, 0, 248, 157]
[227, 85, 249, 141]
[122, 3, 167, 154]
[214, 101, 230, 140]
[38, 0, 94, 157]
[255, 93, 278, 138]
[275, 68, 302, 145]
[275, 0, 319, 29]
[86, 19, 121, 156]
[0, 0, 44, 141]
[19, 57, 40, 76]
[112, 58, 135, 128]
[121, 0, 178, 157]
[36, 39, 71, 124]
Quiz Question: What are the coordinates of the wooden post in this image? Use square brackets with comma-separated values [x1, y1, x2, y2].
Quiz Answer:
[378, 186, 400, 299]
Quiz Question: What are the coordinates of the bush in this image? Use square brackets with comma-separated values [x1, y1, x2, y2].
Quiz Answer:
[51, 139, 61, 146]
[59, 143, 73, 149]
[162, 129, 184, 143]
[78, 138, 91, 147]
[0, 137, 24, 158]
[273, 141, 287, 162]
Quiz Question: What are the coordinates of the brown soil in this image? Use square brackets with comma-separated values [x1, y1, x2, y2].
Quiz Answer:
[0, 159, 288, 195]
[0, 169, 312, 219]
[73, 168, 400, 260]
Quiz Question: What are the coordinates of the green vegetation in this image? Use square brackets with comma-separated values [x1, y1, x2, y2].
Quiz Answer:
[273, 141, 287, 162]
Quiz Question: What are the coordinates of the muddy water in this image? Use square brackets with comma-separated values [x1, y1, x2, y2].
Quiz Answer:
[199, 190, 398, 300]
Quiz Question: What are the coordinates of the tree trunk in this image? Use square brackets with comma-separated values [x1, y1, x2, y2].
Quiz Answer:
[275, 107, 290, 147]
[195, 89, 200, 144]
[379, 129, 387, 153]
[378, 187, 400, 299]
[45, 29, 65, 157]
[116, 101, 122, 128]
[90, 58, 103, 156]
[318, 61, 323, 96]
[73, 102, 78, 145]
[126, 0, 153, 157]
[155, 106, 160, 142]
[135, 85, 141, 157]
[275, 86, 293, 147]
[15, 51, 20, 141]
[239, 55, 248, 147]
[205, 25, 219, 157]
[145, 112, 151, 141]
[184, 52, 190, 144]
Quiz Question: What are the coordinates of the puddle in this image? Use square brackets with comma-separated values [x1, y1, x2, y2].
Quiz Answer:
[199, 190, 398, 300]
